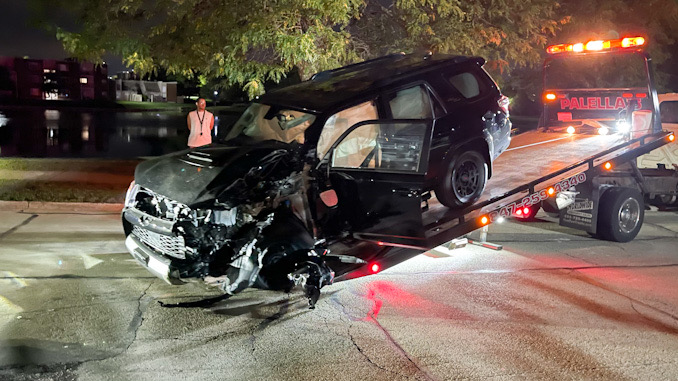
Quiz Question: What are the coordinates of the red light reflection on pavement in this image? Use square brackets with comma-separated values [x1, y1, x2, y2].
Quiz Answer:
[362, 280, 473, 321]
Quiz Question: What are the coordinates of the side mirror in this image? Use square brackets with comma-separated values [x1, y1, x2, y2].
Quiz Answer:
[320, 189, 338, 207]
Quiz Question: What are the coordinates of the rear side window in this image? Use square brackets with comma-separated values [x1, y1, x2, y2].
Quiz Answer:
[387, 85, 433, 119]
[660, 101, 678, 123]
[448, 72, 481, 99]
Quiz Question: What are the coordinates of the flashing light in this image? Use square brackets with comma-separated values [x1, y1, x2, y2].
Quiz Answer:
[585, 40, 605, 51]
[377, 241, 385, 246]
[516, 209, 523, 216]
[598, 126, 609, 135]
[545, 93, 557, 101]
[496, 216, 505, 223]
[480, 216, 489, 225]
[547, 36, 646, 55]
[604, 162, 613, 170]
[622, 93, 633, 98]
[547, 187, 555, 196]
[622, 36, 645, 48]
[616, 121, 631, 133]
[566, 126, 575, 134]
[636, 93, 647, 98]
[669, 134, 675, 142]
[370, 263, 381, 274]
[523, 207, 530, 215]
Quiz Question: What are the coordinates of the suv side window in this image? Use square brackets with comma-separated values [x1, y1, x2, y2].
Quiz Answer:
[447, 71, 484, 99]
[317, 100, 378, 159]
[387, 85, 433, 119]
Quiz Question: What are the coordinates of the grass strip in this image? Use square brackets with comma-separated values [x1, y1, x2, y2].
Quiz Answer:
[0, 179, 125, 203]
[0, 158, 139, 175]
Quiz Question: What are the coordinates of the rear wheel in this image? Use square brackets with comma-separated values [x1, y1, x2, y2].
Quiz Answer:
[597, 187, 644, 242]
[436, 150, 488, 208]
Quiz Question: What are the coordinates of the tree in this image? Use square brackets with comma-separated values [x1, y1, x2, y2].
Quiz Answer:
[37, 0, 363, 99]
[36, 0, 567, 99]
[351, 0, 568, 76]
[554, 0, 678, 92]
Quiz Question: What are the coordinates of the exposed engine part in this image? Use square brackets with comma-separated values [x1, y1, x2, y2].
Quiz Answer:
[128, 148, 339, 309]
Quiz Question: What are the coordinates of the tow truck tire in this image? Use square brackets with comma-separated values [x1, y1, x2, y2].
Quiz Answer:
[436, 150, 488, 208]
[597, 187, 644, 242]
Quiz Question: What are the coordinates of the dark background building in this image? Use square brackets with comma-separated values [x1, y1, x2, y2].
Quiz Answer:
[0, 57, 113, 101]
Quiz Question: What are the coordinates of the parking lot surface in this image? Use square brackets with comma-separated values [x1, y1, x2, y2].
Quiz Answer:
[1, 209, 677, 380]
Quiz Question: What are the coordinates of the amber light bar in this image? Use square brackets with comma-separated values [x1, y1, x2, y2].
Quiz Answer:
[547, 36, 645, 55]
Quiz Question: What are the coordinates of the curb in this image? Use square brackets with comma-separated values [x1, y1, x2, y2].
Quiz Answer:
[0, 201, 124, 214]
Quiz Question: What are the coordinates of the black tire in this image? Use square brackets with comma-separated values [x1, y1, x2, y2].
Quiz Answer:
[435, 150, 488, 208]
[597, 187, 644, 242]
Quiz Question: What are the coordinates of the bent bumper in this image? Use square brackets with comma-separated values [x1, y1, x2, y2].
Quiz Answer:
[125, 234, 184, 285]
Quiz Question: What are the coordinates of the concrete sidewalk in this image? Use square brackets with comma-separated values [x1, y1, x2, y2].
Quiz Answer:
[0, 200, 123, 214]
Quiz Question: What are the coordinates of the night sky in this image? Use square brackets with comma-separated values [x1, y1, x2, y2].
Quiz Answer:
[0, 0, 127, 74]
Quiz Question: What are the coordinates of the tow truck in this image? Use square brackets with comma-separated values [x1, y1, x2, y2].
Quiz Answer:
[123, 37, 675, 308]
[342, 36, 676, 277]
[535, 36, 678, 213]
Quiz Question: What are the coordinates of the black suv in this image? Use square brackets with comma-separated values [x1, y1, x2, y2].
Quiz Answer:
[122, 53, 511, 307]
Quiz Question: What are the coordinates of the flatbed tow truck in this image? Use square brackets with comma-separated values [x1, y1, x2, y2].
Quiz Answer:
[122, 37, 674, 307]
[342, 36, 675, 279]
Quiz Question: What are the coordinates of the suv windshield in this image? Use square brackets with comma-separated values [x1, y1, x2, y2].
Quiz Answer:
[225, 103, 316, 144]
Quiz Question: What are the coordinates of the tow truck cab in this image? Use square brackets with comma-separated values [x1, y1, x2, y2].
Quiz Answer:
[534, 36, 677, 224]
[540, 36, 661, 136]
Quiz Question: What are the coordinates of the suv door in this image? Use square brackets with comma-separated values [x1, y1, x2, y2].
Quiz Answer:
[326, 119, 433, 248]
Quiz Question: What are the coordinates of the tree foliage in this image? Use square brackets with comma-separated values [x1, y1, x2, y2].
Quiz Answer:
[42, 0, 362, 98]
[351, 0, 567, 75]
[35, 0, 678, 100]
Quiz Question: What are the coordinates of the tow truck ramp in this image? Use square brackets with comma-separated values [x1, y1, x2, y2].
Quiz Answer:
[355, 129, 674, 250]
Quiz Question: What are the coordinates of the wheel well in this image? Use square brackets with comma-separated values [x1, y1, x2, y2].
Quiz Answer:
[446, 138, 492, 179]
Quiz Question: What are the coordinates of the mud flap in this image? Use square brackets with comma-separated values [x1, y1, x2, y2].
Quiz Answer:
[558, 175, 601, 235]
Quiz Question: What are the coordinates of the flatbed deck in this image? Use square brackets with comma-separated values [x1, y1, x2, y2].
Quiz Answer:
[419, 130, 672, 247]
[353, 129, 672, 249]
[426, 131, 626, 221]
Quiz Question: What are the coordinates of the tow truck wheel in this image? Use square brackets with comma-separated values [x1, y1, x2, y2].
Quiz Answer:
[436, 150, 488, 208]
[597, 187, 644, 242]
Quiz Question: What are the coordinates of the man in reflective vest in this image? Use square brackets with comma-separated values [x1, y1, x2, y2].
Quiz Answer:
[187, 98, 214, 148]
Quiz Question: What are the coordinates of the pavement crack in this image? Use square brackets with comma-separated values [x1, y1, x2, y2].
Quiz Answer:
[123, 282, 154, 353]
[0, 214, 37, 240]
[368, 314, 437, 381]
[347, 320, 411, 378]
[642, 221, 678, 236]
[569, 271, 678, 326]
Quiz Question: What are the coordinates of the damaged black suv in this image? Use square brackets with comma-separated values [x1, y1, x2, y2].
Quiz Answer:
[122, 53, 511, 308]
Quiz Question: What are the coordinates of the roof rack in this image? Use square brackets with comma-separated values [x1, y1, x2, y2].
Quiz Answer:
[310, 53, 406, 81]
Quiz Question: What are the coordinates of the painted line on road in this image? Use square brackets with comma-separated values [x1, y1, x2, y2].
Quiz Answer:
[1, 271, 27, 288]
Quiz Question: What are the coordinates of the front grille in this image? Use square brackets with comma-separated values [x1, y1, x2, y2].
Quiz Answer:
[131, 226, 186, 259]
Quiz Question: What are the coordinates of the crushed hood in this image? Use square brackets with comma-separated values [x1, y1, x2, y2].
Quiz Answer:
[134, 141, 299, 207]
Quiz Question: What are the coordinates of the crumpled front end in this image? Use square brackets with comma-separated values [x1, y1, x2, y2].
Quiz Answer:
[122, 148, 334, 307]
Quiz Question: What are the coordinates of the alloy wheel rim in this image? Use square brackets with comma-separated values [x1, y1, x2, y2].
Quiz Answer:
[453, 160, 479, 199]
[618, 197, 640, 234]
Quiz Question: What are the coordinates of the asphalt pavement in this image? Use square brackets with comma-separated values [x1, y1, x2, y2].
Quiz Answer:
[1, 209, 677, 380]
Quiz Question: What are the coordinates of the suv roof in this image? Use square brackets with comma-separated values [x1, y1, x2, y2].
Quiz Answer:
[259, 53, 485, 113]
